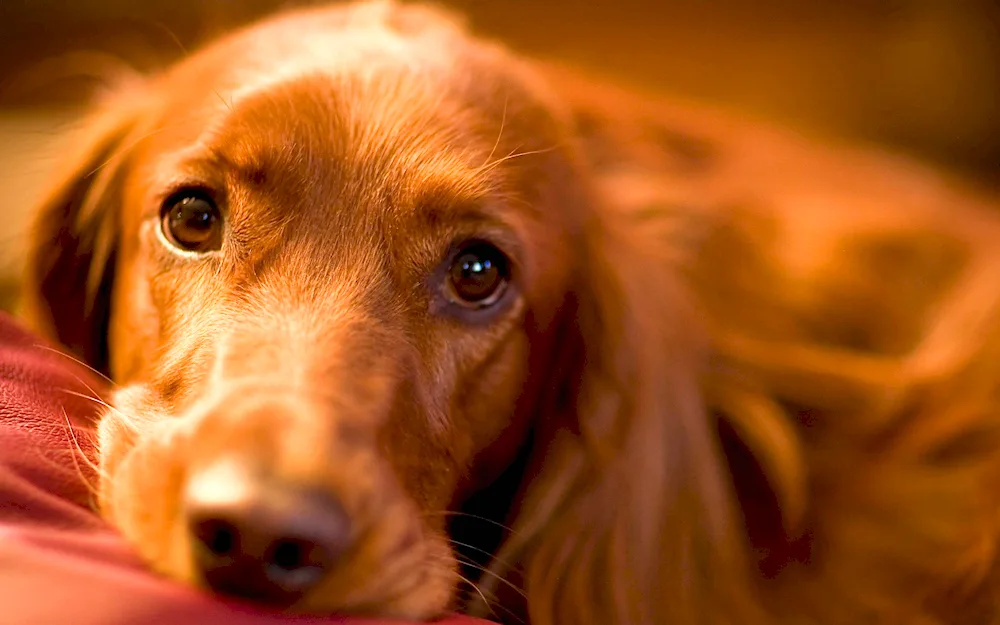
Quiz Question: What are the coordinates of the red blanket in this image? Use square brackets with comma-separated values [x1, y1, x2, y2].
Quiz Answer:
[0, 312, 487, 625]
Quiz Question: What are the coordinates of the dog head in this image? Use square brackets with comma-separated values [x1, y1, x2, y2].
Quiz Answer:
[22, 2, 751, 623]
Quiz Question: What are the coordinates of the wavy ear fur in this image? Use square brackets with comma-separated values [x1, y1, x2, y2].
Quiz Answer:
[497, 61, 1000, 625]
[473, 69, 766, 625]
[20, 87, 147, 375]
[522, 213, 761, 625]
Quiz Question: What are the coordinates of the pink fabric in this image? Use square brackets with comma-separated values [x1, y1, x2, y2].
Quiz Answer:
[0, 312, 487, 625]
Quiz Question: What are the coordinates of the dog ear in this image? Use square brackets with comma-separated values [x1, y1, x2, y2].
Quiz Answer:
[468, 168, 765, 625]
[483, 192, 763, 625]
[466, 65, 775, 625]
[20, 87, 149, 375]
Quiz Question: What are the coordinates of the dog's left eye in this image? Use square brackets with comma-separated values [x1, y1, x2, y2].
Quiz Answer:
[161, 191, 223, 253]
[446, 242, 510, 308]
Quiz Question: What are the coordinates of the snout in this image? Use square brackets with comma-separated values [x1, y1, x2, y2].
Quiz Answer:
[101, 378, 455, 618]
[168, 387, 398, 610]
[184, 458, 353, 605]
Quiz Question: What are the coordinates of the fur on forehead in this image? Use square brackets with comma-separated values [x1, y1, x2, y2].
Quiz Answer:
[158, 0, 496, 109]
[131, 6, 569, 211]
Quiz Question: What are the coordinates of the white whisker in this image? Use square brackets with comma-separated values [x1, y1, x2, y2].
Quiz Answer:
[33, 344, 113, 385]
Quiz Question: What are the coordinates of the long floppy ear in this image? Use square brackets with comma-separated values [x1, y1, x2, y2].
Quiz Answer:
[489, 192, 763, 625]
[468, 65, 773, 625]
[19, 87, 148, 375]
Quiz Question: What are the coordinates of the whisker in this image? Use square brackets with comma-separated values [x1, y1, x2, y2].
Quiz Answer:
[30, 444, 103, 503]
[461, 582, 524, 624]
[426, 548, 527, 623]
[59, 372, 113, 412]
[57, 388, 126, 421]
[146, 18, 190, 57]
[422, 510, 522, 538]
[455, 570, 506, 624]
[214, 89, 234, 113]
[451, 555, 528, 602]
[59, 407, 102, 510]
[476, 144, 561, 176]
[481, 93, 509, 169]
[447, 537, 523, 574]
[57, 406, 103, 472]
[33, 344, 114, 386]
[423, 550, 527, 617]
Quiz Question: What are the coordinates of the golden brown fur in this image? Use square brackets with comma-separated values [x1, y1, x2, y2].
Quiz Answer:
[19, 1, 1000, 624]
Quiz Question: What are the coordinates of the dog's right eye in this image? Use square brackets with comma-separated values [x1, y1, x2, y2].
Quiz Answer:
[445, 241, 510, 308]
[161, 191, 223, 253]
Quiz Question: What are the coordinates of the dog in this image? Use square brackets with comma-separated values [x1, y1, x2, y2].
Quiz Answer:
[20, 1, 1000, 624]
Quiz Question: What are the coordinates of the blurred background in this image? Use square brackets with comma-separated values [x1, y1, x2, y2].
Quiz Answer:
[1, 0, 998, 310]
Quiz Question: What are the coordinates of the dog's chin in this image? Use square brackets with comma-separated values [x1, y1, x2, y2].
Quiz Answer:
[95, 383, 459, 620]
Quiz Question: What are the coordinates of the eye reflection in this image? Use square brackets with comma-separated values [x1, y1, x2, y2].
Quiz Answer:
[447, 242, 510, 307]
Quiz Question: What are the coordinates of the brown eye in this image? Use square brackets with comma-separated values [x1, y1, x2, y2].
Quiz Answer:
[447, 242, 510, 307]
[161, 192, 222, 252]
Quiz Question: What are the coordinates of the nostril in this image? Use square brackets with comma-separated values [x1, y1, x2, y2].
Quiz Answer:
[194, 518, 240, 558]
[184, 460, 353, 605]
[272, 540, 302, 569]
[270, 539, 308, 570]
[264, 538, 330, 589]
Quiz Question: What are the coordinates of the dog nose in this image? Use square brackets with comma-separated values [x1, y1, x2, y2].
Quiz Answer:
[184, 459, 352, 606]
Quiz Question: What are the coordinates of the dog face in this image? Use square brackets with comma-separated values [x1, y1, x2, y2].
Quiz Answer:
[28, 3, 591, 617]
[27, 1, 808, 623]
